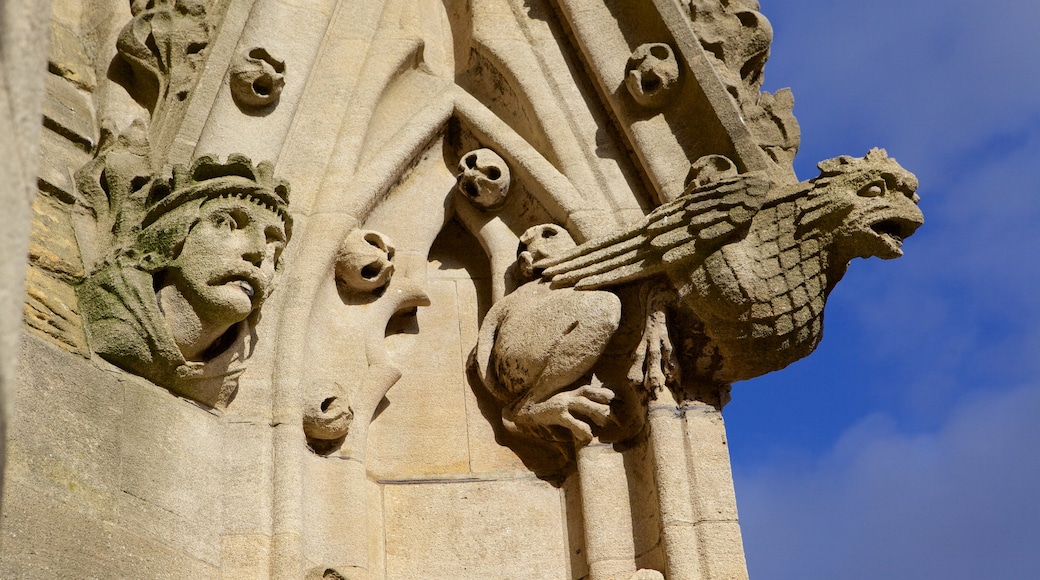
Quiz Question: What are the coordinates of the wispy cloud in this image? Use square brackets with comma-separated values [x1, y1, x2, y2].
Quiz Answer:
[736, 384, 1040, 580]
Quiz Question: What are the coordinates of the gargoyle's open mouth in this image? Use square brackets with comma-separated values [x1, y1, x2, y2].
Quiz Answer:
[869, 217, 921, 256]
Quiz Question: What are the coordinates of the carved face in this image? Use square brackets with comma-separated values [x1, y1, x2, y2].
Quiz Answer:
[808, 152, 923, 261]
[335, 229, 395, 293]
[518, 224, 577, 279]
[625, 43, 681, 108]
[167, 196, 287, 326]
[457, 148, 511, 210]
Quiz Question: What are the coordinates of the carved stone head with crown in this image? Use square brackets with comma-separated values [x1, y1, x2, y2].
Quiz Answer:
[79, 154, 292, 408]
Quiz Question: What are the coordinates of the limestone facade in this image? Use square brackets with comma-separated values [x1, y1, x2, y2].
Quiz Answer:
[1, 1, 921, 578]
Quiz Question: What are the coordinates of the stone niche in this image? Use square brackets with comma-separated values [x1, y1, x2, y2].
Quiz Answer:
[2, 0, 922, 579]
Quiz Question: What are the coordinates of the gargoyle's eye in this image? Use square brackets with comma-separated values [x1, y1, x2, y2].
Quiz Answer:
[859, 181, 885, 197]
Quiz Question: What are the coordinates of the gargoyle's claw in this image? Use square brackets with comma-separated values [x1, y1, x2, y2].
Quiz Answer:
[567, 394, 612, 427]
[507, 384, 618, 445]
[575, 383, 615, 405]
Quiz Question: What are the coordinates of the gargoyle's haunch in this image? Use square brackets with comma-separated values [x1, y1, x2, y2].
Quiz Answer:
[474, 149, 922, 446]
[79, 155, 292, 408]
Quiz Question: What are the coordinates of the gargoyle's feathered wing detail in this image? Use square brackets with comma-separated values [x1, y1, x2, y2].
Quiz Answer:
[541, 175, 770, 289]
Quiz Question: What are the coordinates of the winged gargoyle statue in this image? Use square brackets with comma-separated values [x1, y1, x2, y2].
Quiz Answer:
[472, 148, 923, 448]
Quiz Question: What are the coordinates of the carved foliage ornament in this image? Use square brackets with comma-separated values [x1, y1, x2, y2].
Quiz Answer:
[473, 150, 922, 448]
[118, 0, 215, 114]
[79, 155, 292, 408]
[687, 0, 800, 169]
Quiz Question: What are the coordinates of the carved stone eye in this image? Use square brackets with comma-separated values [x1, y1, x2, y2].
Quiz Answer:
[859, 181, 885, 197]
[335, 229, 395, 293]
[456, 148, 511, 211]
[625, 43, 681, 108]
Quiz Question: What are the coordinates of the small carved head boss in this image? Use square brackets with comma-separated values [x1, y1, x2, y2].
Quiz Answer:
[456, 148, 511, 211]
[626, 43, 681, 108]
[518, 224, 577, 279]
[335, 229, 396, 294]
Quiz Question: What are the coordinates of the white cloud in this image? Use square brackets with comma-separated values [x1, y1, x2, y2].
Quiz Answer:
[736, 384, 1040, 579]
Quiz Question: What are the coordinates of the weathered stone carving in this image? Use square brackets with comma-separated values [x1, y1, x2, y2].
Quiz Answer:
[456, 148, 511, 211]
[686, 153, 739, 189]
[229, 47, 286, 111]
[474, 224, 621, 446]
[302, 226, 429, 455]
[688, 0, 800, 169]
[7, 0, 928, 575]
[475, 149, 922, 446]
[625, 43, 682, 109]
[301, 229, 400, 446]
[117, 0, 215, 116]
[688, 0, 772, 91]
[335, 229, 396, 296]
[303, 390, 354, 443]
[78, 155, 292, 408]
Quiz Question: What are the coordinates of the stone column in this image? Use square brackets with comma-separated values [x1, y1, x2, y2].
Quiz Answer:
[577, 440, 641, 580]
[0, 0, 53, 504]
[648, 388, 748, 580]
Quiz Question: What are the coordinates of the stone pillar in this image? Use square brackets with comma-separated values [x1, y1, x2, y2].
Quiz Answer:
[0, 0, 53, 504]
[648, 388, 748, 580]
[577, 441, 641, 580]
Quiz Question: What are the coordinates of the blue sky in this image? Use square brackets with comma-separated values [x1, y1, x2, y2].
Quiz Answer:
[724, 1, 1040, 578]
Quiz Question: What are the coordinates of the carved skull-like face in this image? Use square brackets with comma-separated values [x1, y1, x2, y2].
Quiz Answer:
[518, 224, 577, 279]
[335, 229, 395, 293]
[229, 47, 286, 109]
[456, 148, 511, 210]
[625, 43, 681, 108]
[686, 154, 739, 189]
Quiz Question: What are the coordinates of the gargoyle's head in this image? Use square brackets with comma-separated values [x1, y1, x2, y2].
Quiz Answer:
[518, 224, 576, 280]
[798, 148, 923, 261]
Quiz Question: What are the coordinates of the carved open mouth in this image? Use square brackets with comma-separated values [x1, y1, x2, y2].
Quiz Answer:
[218, 271, 264, 302]
[869, 217, 921, 256]
[232, 279, 255, 298]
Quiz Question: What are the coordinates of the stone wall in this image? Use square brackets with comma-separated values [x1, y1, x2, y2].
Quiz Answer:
[1, 1, 921, 578]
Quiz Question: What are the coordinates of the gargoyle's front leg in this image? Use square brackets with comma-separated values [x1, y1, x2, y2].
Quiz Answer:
[503, 377, 616, 445]
[630, 283, 681, 393]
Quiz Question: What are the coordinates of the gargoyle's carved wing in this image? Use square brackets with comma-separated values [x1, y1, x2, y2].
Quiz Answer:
[541, 175, 770, 289]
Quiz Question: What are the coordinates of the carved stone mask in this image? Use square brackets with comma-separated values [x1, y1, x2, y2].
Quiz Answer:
[335, 229, 396, 293]
[625, 43, 681, 108]
[456, 148, 511, 211]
